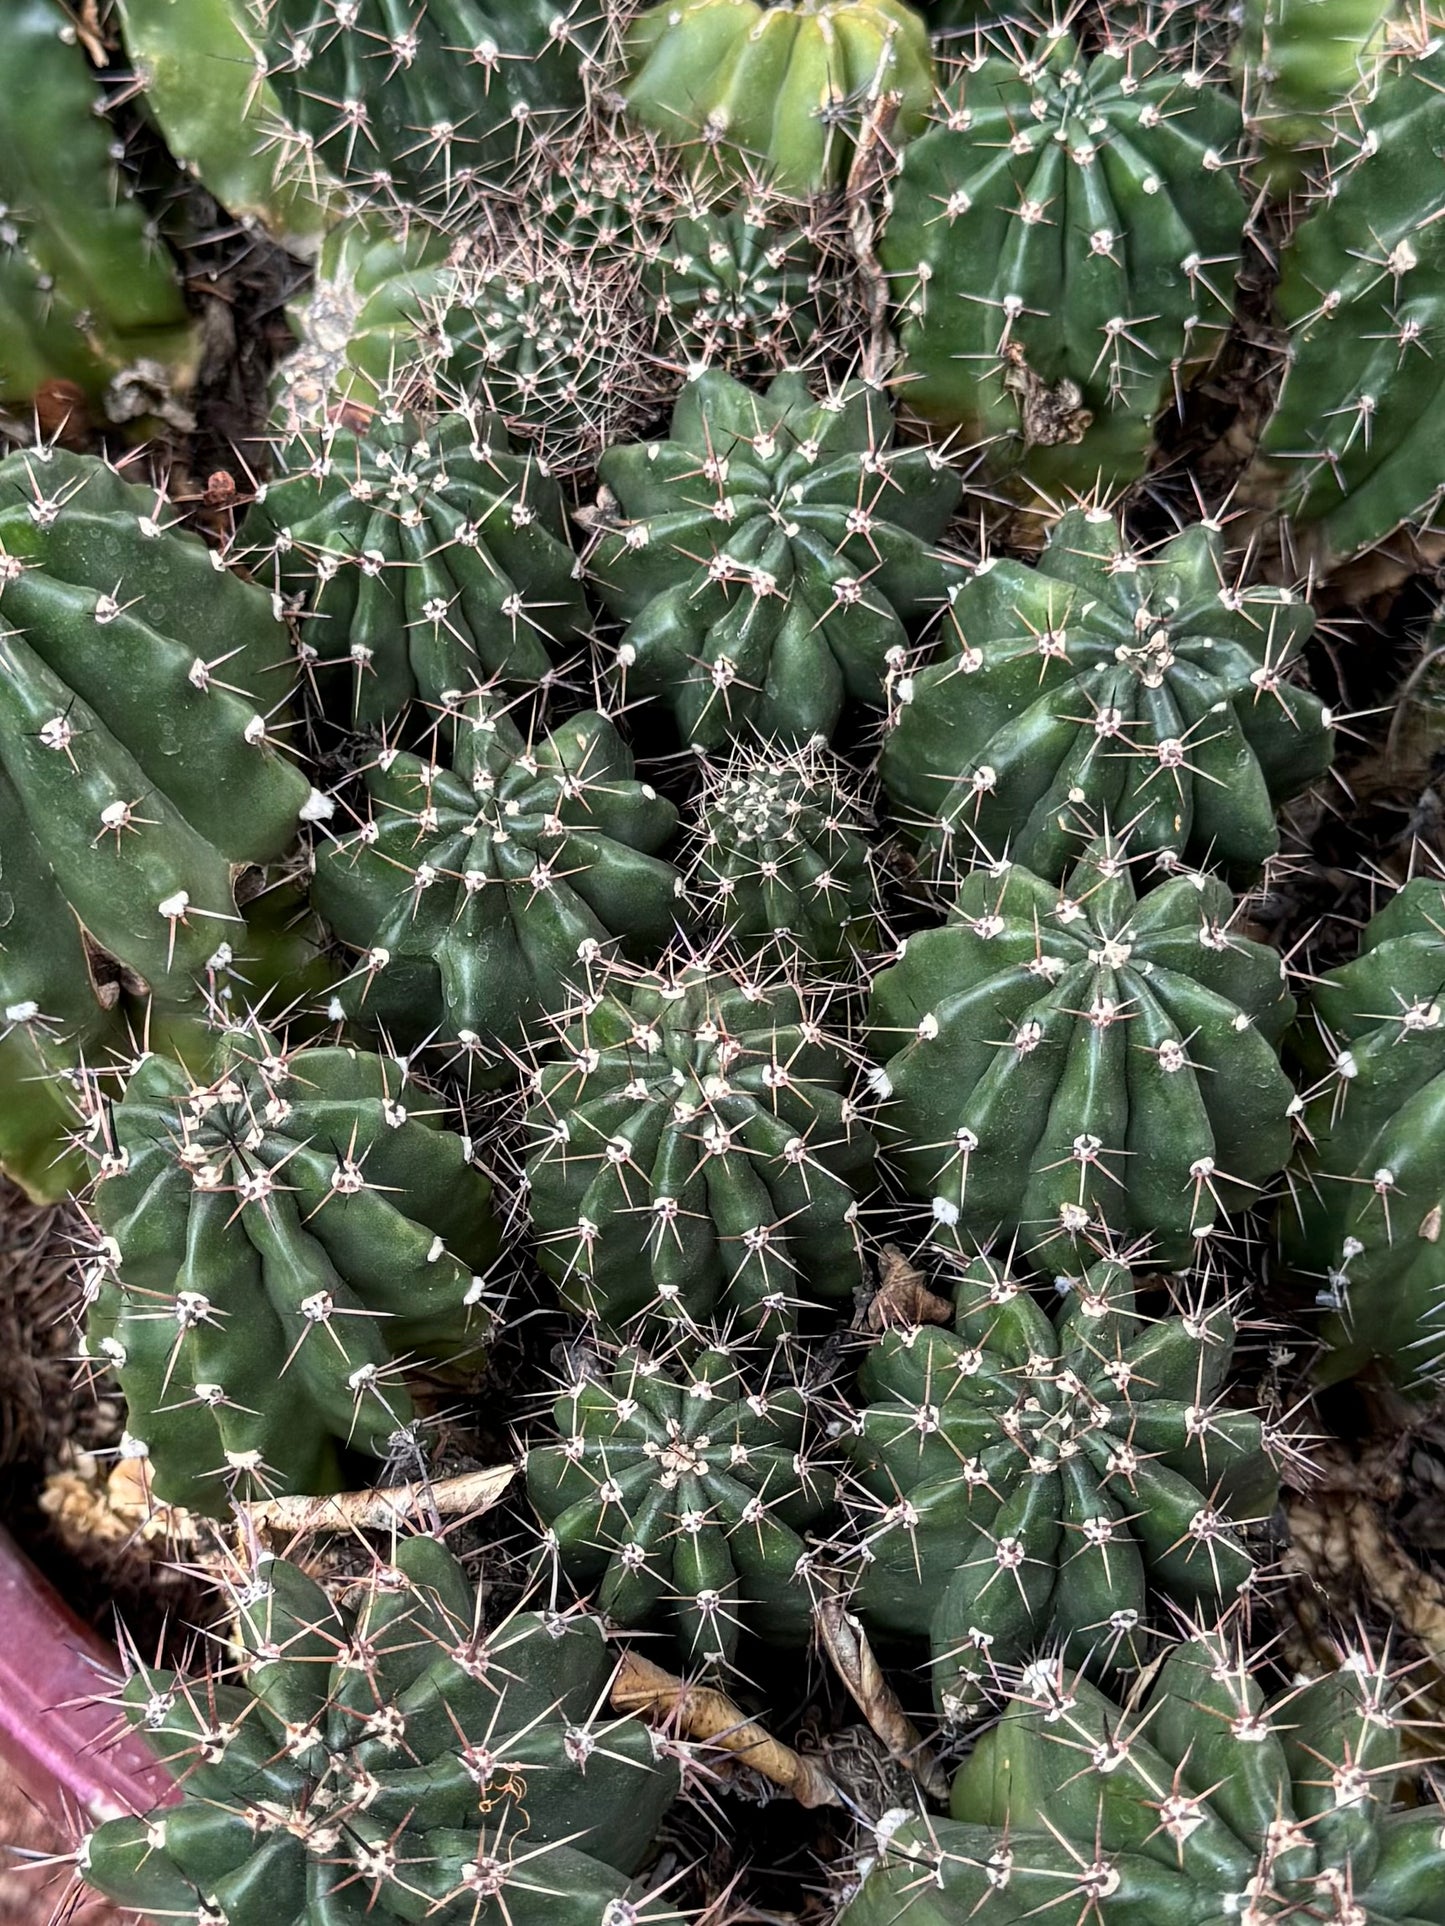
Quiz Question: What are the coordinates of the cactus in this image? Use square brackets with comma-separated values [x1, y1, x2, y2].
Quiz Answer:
[687, 740, 879, 964]
[524, 960, 878, 1331]
[842, 1637, 1438, 1925]
[1254, 42, 1445, 564]
[844, 1253, 1280, 1719]
[878, 30, 1245, 494]
[621, 0, 936, 198]
[1236, 0, 1397, 190]
[586, 367, 962, 752]
[240, 406, 590, 726]
[312, 690, 684, 1060]
[78, 1536, 684, 1924]
[880, 507, 1333, 887]
[81, 1023, 500, 1513]
[527, 1337, 836, 1666]
[866, 835, 1297, 1267]
[0, 446, 323, 1005]
[1280, 874, 1445, 1392]
[0, 0, 197, 420]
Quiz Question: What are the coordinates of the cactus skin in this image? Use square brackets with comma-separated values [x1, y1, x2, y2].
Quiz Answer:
[1236, 0, 1396, 190]
[878, 32, 1244, 494]
[1256, 45, 1445, 563]
[78, 1537, 683, 1925]
[688, 742, 879, 965]
[527, 1339, 836, 1666]
[844, 1254, 1278, 1720]
[524, 962, 878, 1332]
[588, 368, 962, 753]
[312, 692, 684, 1059]
[880, 508, 1333, 888]
[0, 0, 196, 417]
[843, 1638, 1439, 1925]
[1280, 877, 1445, 1392]
[242, 408, 589, 726]
[644, 200, 836, 374]
[622, 0, 935, 197]
[867, 838, 1296, 1267]
[82, 1025, 499, 1513]
[0, 448, 320, 1005]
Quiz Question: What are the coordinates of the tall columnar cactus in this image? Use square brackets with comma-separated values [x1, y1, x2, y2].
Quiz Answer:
[586, 368, 962, 752]
[867, 837, 1297, 1267]
[842, 1638, 1439, 1925]
[524, 961, 878, 1331]
[240, 407, 590, 726]
[0, 447, 322, 1005]
[687, 740, 879, 964]
[1281, 875, 1445, 1391]
[82, 1025, 500, 1513]
[1255, 43, 1445, 563]
[880, 508, 1333, 886]
[313, 691, 684, 1059]
[527, 1338, 836, 1666]
[878, 31, 1245, 494]
[844, 1254, 1280, 1720]
[78, 1537, 684, 1925]
[0, 0, 197, 418]
[621, 0, 936, 197]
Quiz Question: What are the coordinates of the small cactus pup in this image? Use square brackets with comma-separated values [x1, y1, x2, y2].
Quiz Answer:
[843, 1253, 1281, 1720]
[586, 366, 962, 752]
[312, 689, 685, 1062]
[621, 0, 935, 197]
[1281, 874, 1445, 1392]
[878, 30, 1245, 495]
[866, 834, 1297, 1267]
[527, 1335, 836, 1667]
[880, 506, 1333, 889]
[239, 403, 590, 727]
[842, 1636, 1440, 1924]
[1235, 0, 1397, 192]
[1254, 41, 1445, 564]
[0, 446, 325, 1005]
[82, 1023, 501, 1513]
[524, 958, 879, 1332]
[687, 738, 880, 965]
[77, 1536, 685, 1925]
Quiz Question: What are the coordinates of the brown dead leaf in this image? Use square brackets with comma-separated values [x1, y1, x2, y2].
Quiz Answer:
[867, 1245, 953, 1332]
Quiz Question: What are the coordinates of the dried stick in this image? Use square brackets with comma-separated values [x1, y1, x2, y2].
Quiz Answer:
[816, 1597, 949, 1801]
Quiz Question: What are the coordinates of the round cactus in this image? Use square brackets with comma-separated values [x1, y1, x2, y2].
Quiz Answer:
[586, 367, 962, 752]
[878, 30, 1245, 494]
[844, 1253, 1281, 1720]
[880, 507, 1333, 886]
[524, 960, 878, 1332]
[82, 1023, 500, 1513]
[240, 406, 590, 726]
[621, 0, 936, 197]
[843, 1637, 1436, 1925]
[527, 1337, 836, 1666]
[78, 1536, 683, 1925]
[313, 691, 684, 1060]
[1236, 0, 1397, 189]
[866, 836, 1298, 1267]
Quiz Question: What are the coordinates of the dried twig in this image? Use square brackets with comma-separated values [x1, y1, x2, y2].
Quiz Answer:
[816, 1597, 949, 1801]
[610, 1652, 843, 1809]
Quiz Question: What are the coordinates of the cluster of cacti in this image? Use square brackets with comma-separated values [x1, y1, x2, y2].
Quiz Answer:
[11, 6, 1445, 1925]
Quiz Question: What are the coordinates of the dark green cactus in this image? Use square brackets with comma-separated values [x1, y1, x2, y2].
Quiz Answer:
[844, 1253, 1281, 1719]
[879, 507, 1333, 886]
[1236, 0, 1397, 189]
[866, 836, 1297, 1267]
[687, 741, 879, 964]
[78, 1536, 683, 1925]
[843, 1637, 1440, 1925]
[527, 1337, 836, 1666]
[1280, 874, 1445, 1392]
[82, 1023, 500, 1513]
[524, 960, 878, 1332]
[312, 690, 684, 1060]
[240, 406, 590, 726]
[586, 367, 962, 752]
[878, 31, 1245, 494]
